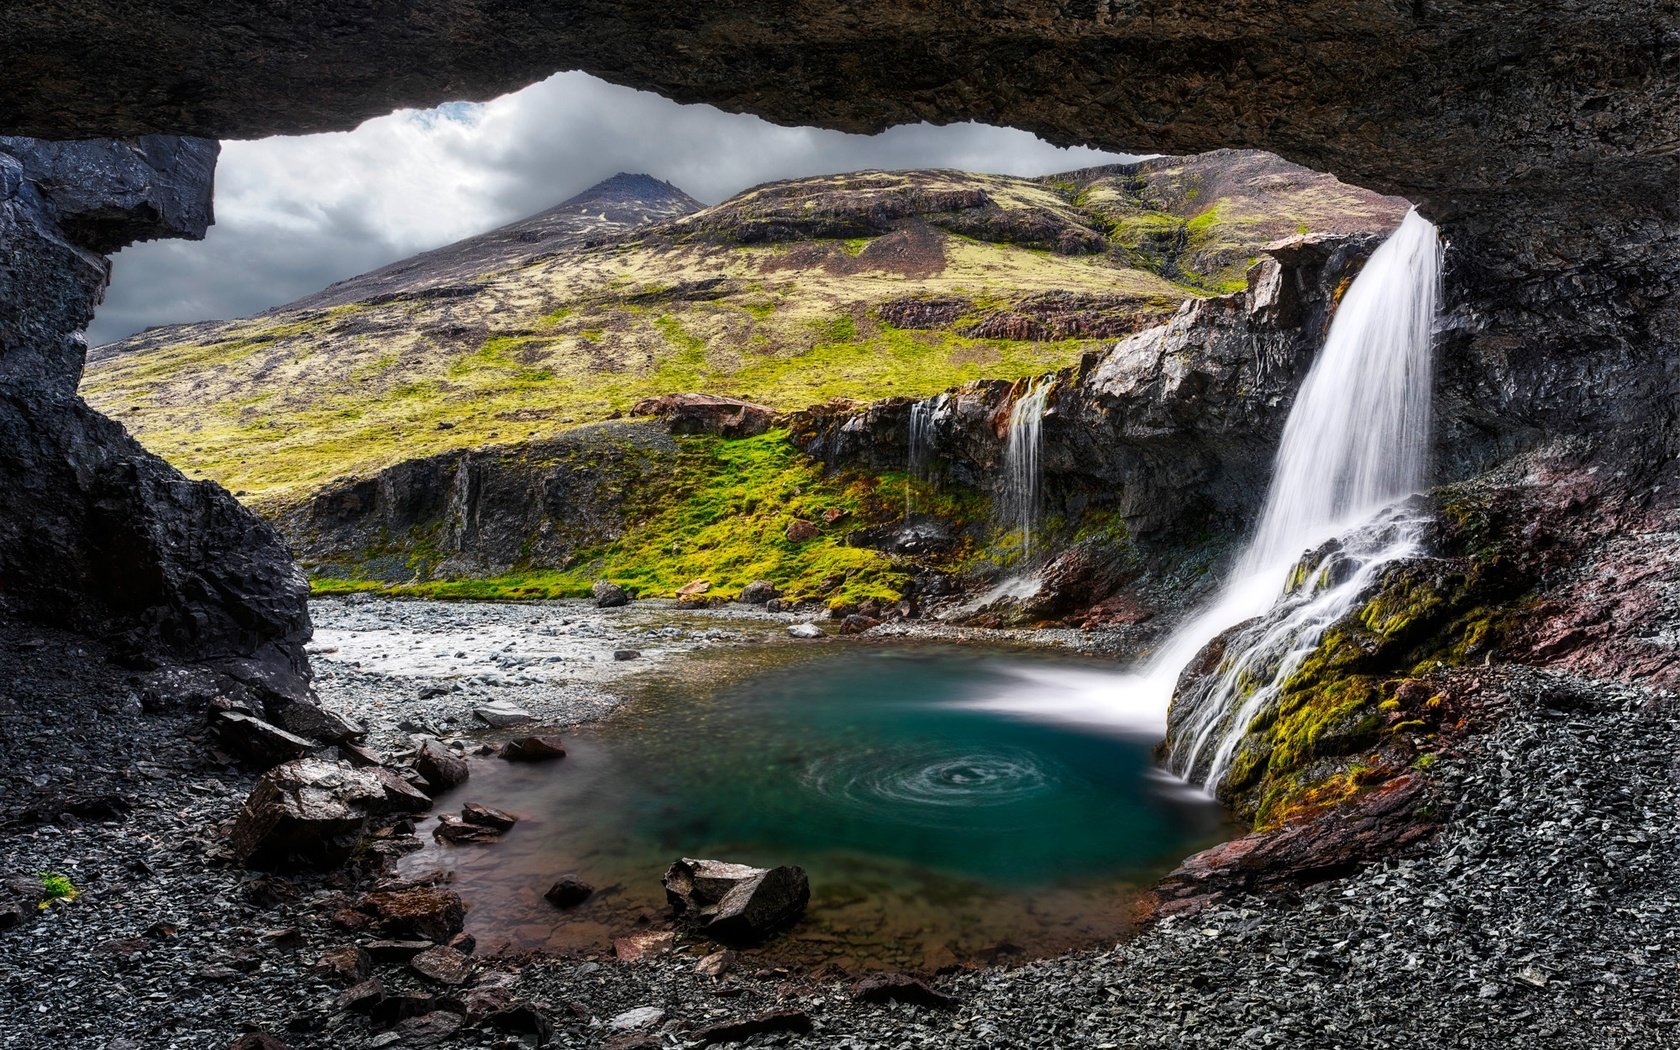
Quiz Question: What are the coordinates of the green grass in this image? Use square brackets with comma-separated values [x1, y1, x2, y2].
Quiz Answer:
[38, 873, 77, 905]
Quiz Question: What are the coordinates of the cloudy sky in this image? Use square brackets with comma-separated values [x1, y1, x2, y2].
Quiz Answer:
[90, 72, 1136, 347]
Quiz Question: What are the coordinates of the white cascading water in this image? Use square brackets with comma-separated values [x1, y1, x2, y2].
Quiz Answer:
[967, 210, 1443, 781]
[906, 397, 939, 517]
[999, 376, 1053, 562]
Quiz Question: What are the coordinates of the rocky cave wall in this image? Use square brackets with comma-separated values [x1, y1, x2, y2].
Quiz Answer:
[0, 1, 1676, 679]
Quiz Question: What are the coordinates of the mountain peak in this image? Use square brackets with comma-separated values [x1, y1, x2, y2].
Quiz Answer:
[565, 172, 699, 211]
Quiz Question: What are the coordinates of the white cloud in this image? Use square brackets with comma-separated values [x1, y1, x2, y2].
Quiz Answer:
[91, 72, 1136, 346]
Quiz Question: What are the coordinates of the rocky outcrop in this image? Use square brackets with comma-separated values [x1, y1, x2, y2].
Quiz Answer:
[629, 393, 775, 439]
[792, 233, 1383, 548]
[0, 137, 316, 718]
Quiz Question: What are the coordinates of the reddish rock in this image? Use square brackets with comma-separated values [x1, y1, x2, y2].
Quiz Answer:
[839, 614, 881, 635]
[677, 578, 712, 597]
[784, 520, 820, 542]
[358, 887, 466, 943]
[613, 930, 676, 963]
[312, 944, 371, 985]
[338, 978, 385, 1013]
[409, 944, 473, 985]
[1152, 774, 1437, 917]
[502, 736, 567, 762]
[629, 393, 775, 438]
[228, 759, 387, 870]
[432, 813, 502, 844]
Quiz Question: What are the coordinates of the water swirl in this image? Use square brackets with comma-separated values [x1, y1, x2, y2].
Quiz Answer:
[801, 745, 1057, 825]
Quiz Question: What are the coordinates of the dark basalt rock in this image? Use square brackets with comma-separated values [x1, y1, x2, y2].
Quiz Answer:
[543, 875, 594, 909]
[229, 759, 388, 870]
[663, 857, 810, 945]
[692, 1008, 814, 1045]
[502, 735, 567, 762]
[356, 887, 467, 943]
[412, 740, 468, 792]
[629, 392, 775, 438]
[591, 579, 629, 608]
[851, 972, 958, 1011]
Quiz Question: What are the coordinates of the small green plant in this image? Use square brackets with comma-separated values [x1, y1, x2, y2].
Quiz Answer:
[38, 872, 77, 906]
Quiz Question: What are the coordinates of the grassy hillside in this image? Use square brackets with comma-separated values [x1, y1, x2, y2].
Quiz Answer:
[83, 150, 1405, 509]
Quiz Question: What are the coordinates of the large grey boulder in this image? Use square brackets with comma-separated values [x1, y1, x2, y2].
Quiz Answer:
[229, 759, 388, 869]
[662, 857, 809, 945]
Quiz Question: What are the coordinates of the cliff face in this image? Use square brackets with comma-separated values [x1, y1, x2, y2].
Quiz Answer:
[0, 136, 312, 711]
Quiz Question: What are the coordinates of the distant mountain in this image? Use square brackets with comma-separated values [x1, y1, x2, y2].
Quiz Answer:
[278, 173, 700, 312]
[83, 150, 1406, 506]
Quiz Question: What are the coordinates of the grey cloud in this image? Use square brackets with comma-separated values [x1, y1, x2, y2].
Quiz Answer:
[91, 72, 1136, 347]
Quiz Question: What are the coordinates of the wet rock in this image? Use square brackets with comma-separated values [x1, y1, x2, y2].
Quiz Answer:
[473, 700, 535, 728]
[785, 519, 820, 542]
[662, 857, 810, 945]
[692, 1009, 813, 1045]
[502, 735, 566, 762]
[229, 759, 387, 870]
[786, 623, 825, 639]
[592, 580, 630, 608]
[412, 739, 468, 791]
[432, 813, 502, 844]
[851, 972, 958, 1010]
[409, 944, 473, 985]
[629, 392, 774, 438]
[210, 711, 316, 767]
[736, 580, 778, 604]
[544, 875, 594, 909]
[461, 802, 517, 831]
[358, 887, 466, 942]
[839, 614, 881, 635]
[366, 766, 432, 815]
[312, 945, 372, 985]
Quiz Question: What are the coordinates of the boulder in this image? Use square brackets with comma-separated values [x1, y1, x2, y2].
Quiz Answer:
[839, 614, 881, 635]
[472, 700, 534, 728]
[432, 814, 502, 844]
[591, 580, 629, 608]
[313, 945, 372, 985]
[409, 944, 473, 985]
[357, 887, 466, 943]
[460, 802, 517, 830]
[543, 875, 593, 909]
[613, 648, 641, 661]
[502, 736, 566, 762]
[412, 740, 468, 792]
[229, 759, 387, 870]
[784, 520, 819, 542]
[210, 711, 316, 767]
[629, 393, 774, 438]
[662, 858, 810, 945]
[786, 623, 825, 639]
[736, 580, 778, 604]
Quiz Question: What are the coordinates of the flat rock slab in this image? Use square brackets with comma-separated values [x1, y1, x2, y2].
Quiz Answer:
[786, 623, 825, 639]
[409, 944, 473, 985]
[473, 700, 535, 728]
[357, 887, 466, 942]
[608, 1006, 666, 1031]
[694, 1009, 813, 1045]
[851, 971, 957, 1010]
[461, 802, 517, 830]
[613, 931, 675, 963]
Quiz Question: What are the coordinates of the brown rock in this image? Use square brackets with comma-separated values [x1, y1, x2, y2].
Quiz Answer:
[676, 578, 712, 597]
[379, 1010, 465, 1047]
[432, 813, 502, 844]
[502, 736, 567, 762]
[629, 393, 775, 438]
[463, 988, 554, 1043]
[694, 949, 738, 978]
[851, 971, 957, 1010]
[312, 945, 371, 985]
[461, 802, 517, 830]
[412, 740, 468, 792]
[693, 1009, 814, 1045]
[839, 614, 881, 635]
[544, 874, 594, 908]
[613, 930, 676, 963]
[358, 886, 465, 942]
[409, 944, 473, 985]
[338, 978, 385, 1013]
[821, 508, 849, 524]
[784, 520, 820, 542]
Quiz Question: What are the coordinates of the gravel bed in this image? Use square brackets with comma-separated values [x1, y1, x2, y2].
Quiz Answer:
[1, 601, 1674, 1049]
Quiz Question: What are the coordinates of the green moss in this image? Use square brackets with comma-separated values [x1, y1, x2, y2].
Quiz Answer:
[38, 873, 77, 904]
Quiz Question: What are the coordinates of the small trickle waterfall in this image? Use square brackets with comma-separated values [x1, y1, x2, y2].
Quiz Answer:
[1161, 208, 1444, 786]
[906, 397, 939, 517]
[999, 376, 1053, 562]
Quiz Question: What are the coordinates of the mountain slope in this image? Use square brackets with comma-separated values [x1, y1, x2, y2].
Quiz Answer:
[83, 150, 1406, 506]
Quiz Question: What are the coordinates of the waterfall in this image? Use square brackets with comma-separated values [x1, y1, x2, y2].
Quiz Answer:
[906, 397, 938, 518]
[973, 211, 1443, 781]
[1163, 208, 1443, 785]
[999, 376, 1053, 562]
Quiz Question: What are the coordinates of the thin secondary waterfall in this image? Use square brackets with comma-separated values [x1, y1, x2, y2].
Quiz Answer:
[906, 397, 938, 517]
[1163, 208, 1444, 785]
[1000, 376, 1053, 562]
